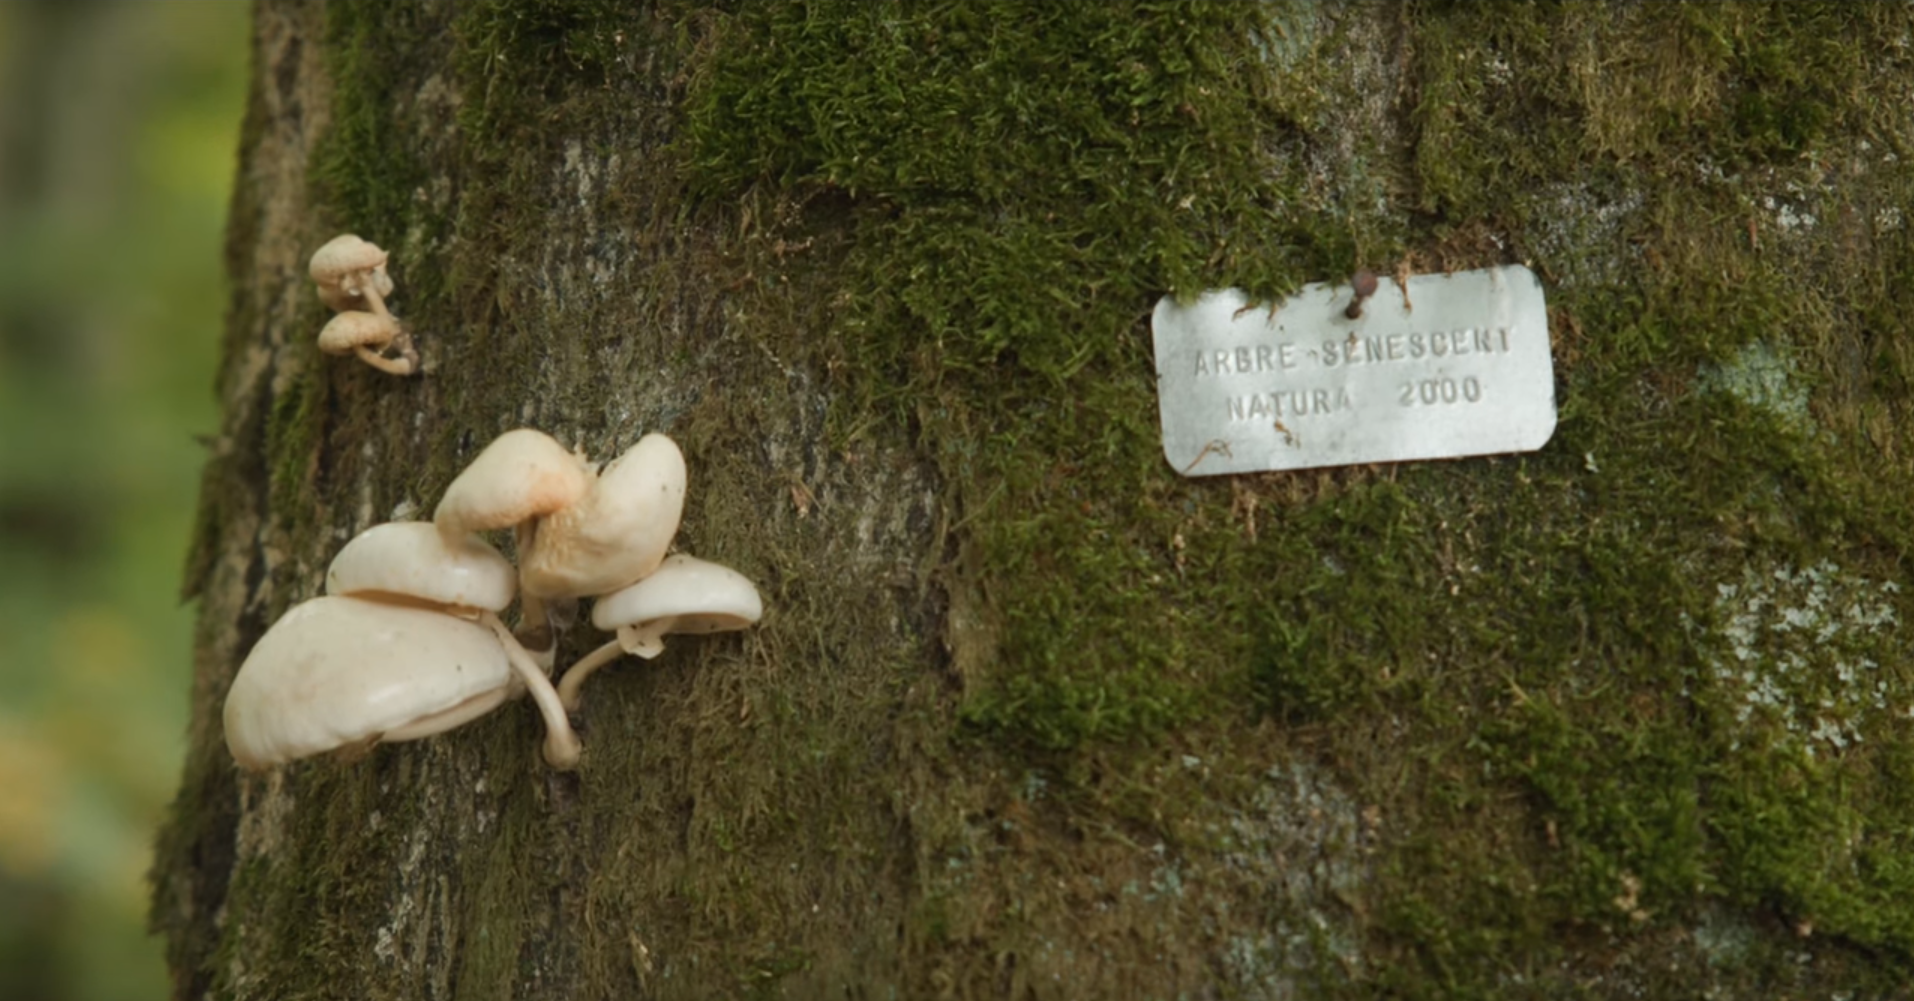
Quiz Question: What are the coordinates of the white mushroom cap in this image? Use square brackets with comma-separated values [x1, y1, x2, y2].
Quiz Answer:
[317, 310, 401, 354]
[317, 310, 416, 376]
[223, 596, 515, 770]
[555, 553, 763, 710]
[520, 434, 687, 600]
[310, 234, 394, 312]
[309, 234, 387, 283]
[325, 521, 515, 614]
[434, 429, 593, 540]
[590, 554, 762, 659]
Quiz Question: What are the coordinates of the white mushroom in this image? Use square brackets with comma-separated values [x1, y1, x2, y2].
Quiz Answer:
[309, 235, 416, 376]
[521, 433, 687, 601]
[324, 521, 583, 770]
[433, 429, 595, 662]
[223, 596, 517, 770]
[309, 234, 394, 313]
[557, 554, 762, 711]
[317, 310, 417, 376]
[432, 429, 593, 540]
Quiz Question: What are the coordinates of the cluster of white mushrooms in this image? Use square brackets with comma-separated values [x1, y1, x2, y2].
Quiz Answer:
[222, 428, 763, 772]
[310, 234, 418, 376]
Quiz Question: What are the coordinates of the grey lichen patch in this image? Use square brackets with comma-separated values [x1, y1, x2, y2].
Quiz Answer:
[1261, 2, 1412, 265]
[1206, 760, 1371, 994]
[1699, 560, 1900, 757]
[1251, 0, 1317, 74]
[1697, 341, 1814, 437]
[1516, 181, 1644, 291]
[1691, 903, 1759, 969]
[1759, 188, 1819, 236]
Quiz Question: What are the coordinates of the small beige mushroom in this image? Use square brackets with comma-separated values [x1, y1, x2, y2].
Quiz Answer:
[521, 433, 687, 601]
[309, 234, 394, 313]
[324, 521, 582, 770]
[310, 235, 417, 375]
[326, 521, 517, 614]
[433, 429, 594, 540]
[433, 429, 596, 661]
[557, 554, 762, 710]
[318, 310, 418, 376]
[223, 596, 518, 770]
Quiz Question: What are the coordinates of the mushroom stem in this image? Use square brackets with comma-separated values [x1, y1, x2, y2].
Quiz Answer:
[354, 344, 416, 376]
[480, 612, 583, 770]
[354, 278, 418, 375]
[556, 639, 626, 712]
[514, 521, 555, 671]
[358, 277, 392, 319]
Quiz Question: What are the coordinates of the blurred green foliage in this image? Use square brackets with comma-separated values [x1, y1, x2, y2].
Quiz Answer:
[0, 2, 246, 998]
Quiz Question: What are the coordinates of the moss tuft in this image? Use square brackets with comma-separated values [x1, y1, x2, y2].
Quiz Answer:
[312, 4, 433, 230]
[263, 368, 326, 531]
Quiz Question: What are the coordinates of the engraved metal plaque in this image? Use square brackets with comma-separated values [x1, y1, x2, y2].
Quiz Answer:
[1152, 265, 1556, 476]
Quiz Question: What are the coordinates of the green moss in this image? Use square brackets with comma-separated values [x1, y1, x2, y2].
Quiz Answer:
[687, 1, 1325, 758]
[683, 0, 1914, 991]
[454, 0, 623, 111]
[1247, 482, 1438, 725]
[1410, 2, 1881, 218]
[312, 5, 433, 231]
[263, 367, 326, 532]
[959, 666, 1197, 753]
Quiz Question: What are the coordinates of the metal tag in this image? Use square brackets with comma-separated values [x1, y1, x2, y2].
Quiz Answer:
[1152, 265, 1556, 476]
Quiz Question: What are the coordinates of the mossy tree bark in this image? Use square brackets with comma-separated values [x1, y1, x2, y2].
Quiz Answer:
[154, 2, 1914, 998]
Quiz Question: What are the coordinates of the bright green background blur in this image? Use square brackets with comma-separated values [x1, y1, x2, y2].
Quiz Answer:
[0, 2, 248, 997]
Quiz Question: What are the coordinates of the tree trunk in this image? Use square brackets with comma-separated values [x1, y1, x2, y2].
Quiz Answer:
[153, 2, 1914, 997]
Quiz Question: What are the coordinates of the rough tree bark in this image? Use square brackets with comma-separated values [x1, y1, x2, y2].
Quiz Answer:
[154, 2, 1914, 998]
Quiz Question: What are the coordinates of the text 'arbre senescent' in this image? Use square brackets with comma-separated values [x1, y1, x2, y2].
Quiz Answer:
[1191, 325, 1513, 378]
